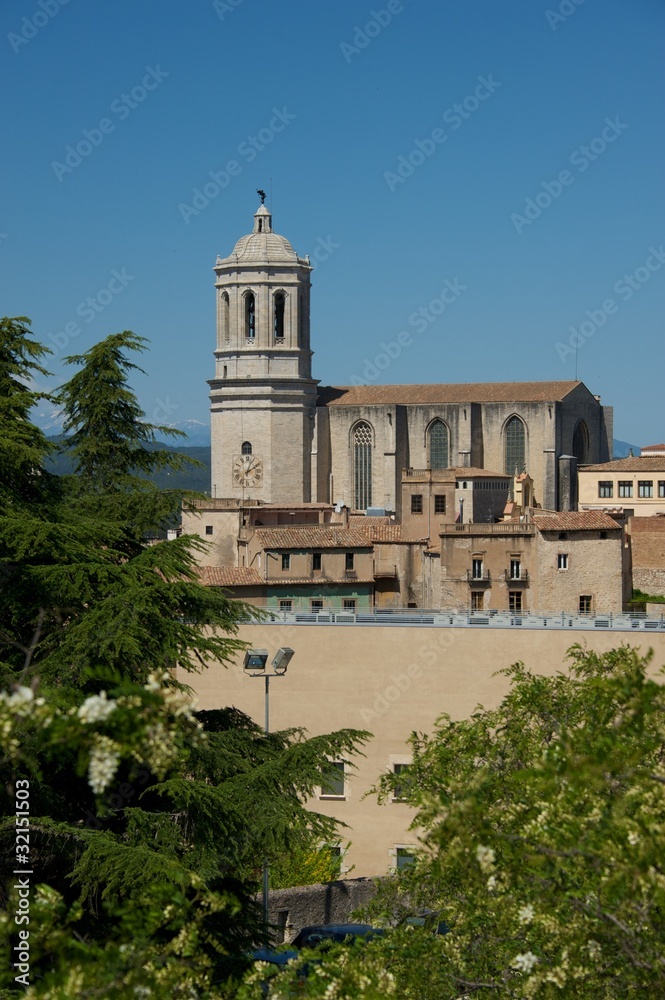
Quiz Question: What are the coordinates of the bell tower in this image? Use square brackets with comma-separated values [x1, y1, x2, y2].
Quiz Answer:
[208, 198, 318, 503]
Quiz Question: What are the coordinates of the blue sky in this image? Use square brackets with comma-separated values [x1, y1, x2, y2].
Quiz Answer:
[2, 0, 663, 445]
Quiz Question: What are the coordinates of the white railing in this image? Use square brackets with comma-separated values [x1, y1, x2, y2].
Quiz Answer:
[254, 608, 665, 632]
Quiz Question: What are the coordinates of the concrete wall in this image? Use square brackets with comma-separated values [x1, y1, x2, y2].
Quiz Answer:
[179, 622, 665, 878]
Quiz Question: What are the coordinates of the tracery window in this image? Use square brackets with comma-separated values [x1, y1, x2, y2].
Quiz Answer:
[504, 416, 526, 475]
[428, 420, 449, 469]
[353, 422, 373, 510]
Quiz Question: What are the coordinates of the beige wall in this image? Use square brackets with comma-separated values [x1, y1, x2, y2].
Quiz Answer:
[179, 622, 665, 878]
[579, 469, 665, 517]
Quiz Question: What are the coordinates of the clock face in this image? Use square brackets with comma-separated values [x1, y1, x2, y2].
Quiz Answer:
[232, 455, 263, 487]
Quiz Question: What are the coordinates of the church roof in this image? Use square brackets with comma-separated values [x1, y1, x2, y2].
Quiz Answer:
[216, 200, 309, 266]
[318, 381, 583, 406]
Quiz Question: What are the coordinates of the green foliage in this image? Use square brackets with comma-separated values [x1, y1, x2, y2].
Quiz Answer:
[253, 644, 665, 998]
[0, 319, 370, 997]
[269, 843, 349, 891]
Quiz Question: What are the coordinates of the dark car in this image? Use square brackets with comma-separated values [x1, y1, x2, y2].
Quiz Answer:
[290, 923, 382, 949]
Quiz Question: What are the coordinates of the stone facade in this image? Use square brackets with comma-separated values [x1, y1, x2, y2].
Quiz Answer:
[208, 203, 613, 515]
[628, 516, 665, 596]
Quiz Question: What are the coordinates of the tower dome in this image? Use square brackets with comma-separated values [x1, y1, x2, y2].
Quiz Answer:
[217, 202, 307, 266]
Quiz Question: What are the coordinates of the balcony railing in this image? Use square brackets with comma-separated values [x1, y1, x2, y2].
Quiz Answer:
[466, 570, 491, 583]
[505, 569, 529, 583]
[374, 564, 398, 578]
[442, 522, 535, 535]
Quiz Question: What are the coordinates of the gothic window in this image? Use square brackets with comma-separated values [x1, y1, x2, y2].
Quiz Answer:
[504, 416, 526, 475]
[274, 292, 285, 339]
[241, 441, 252, 455]
[353, 422, 373, 511]
[220, 292, 230, 341]
[245, 292, 255, 339]
[572, 420, 589, 464]
[428, 419, 449, 469]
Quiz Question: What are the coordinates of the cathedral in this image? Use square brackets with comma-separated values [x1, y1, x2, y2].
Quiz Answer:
[208, 200, 613, 516]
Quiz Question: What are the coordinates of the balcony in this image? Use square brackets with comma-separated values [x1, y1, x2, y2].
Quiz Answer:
[505, 569, 529, 583]
[442, 522, 535, 536]
[466, 570, 491, 584]
[374, 563, 398, 579]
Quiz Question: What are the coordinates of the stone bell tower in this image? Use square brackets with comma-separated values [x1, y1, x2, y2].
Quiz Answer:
[208, 199, 318, 503]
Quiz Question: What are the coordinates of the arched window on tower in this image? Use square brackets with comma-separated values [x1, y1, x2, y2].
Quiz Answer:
[572, 420, 589, 464]
[241, 441, 252, 455]
[245, 293, 255, 339]
[221, 291, 230, 341]
[274, 292, 285, 339]
[504, 416, 526, 475]
[428, 419, 449, 469]
[353, 422, 373, 511]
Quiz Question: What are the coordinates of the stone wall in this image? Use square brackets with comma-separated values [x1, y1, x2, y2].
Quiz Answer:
[266, 877, 381, 944]
[630, 517, 665, 596]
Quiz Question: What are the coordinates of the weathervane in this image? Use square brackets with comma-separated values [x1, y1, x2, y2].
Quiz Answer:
[257, 189, 266, 204]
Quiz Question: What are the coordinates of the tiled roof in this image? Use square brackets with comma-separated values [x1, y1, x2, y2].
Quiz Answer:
[197, 566, 263, 587]
[532, 511, 621, 532]
[641, 444, 665, 453]
[580, 456, 665, 472]
[253, 527, 372, 549]
[318, 381, 582, 407]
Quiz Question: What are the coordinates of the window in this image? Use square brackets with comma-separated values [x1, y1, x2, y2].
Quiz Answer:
[504, 415, 526, 475]
[598, 481, 613, 498]
[281, 553, 290, 571]
[618, 481, 633, 498]
[470, 591, 484, 611]
[472, 558, 483, 580]
[353, 422, 373, 510]
[244, 292, 255, 339]
[434, 494, 446, 514]
[241, 440, 252, 455]
[600, 531, 607, 539]
[343, 599, 356, 611]
[279, 600, 292, 612]
[428, 420, 449, 470]
[510, 558, 521, 580]
[572, 420, 589, 464]
[411, 494, 423, 514]
[274, 291, 285, 338]
[312, 552, 322, 571]
[509, 591, 523, 612]
[392, 763, 409, 802]
[311, 599, 324, 612]
[395, 847, 415, 871]
[579, 595, 592, 614]
[205, 525, 213, 536]
[345, 552, 355, 571]
[558, 532, 568, 541]
[558, 553, 568, 570]
[638, 481, 653, 498]
[659, 482, 665, 498]
[220, 291, 230, 340]
[320, 761, 345, 798]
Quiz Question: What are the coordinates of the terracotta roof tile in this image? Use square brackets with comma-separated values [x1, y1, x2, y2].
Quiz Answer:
[532, 511, 621, 532]
[198, 566, 263, 587]
[581, 456, 665, 472]
[318, 381, 582, 407]
[253, 527, 372, 549]
[641, 444, 665, 453]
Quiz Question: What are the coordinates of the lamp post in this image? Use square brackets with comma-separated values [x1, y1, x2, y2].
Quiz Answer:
[243, 646, 295, 935]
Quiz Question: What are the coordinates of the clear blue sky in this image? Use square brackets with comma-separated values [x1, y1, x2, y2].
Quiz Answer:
[2, 0, 663, 445]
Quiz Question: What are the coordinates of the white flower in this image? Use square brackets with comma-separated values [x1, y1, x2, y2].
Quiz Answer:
[518, 904, 535, 924]
[487, 875, 498, 891]
[88, 736, 120, 794]
[78, 691, 115, 724]
[627, 830, 639, 846]
[587, 939, 601, 959]
[512, 952, 539, 974]
[476, 844, 495, 871]
[0, 686, 34, 715]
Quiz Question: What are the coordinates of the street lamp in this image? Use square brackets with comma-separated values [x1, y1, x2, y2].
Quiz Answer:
[243, 646, 295, 933]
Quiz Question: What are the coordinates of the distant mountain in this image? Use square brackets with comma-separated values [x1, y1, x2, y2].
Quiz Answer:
[45, 437, 212, 493]
[159, 420, 211, 447]
[613, 439, 641, 459]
